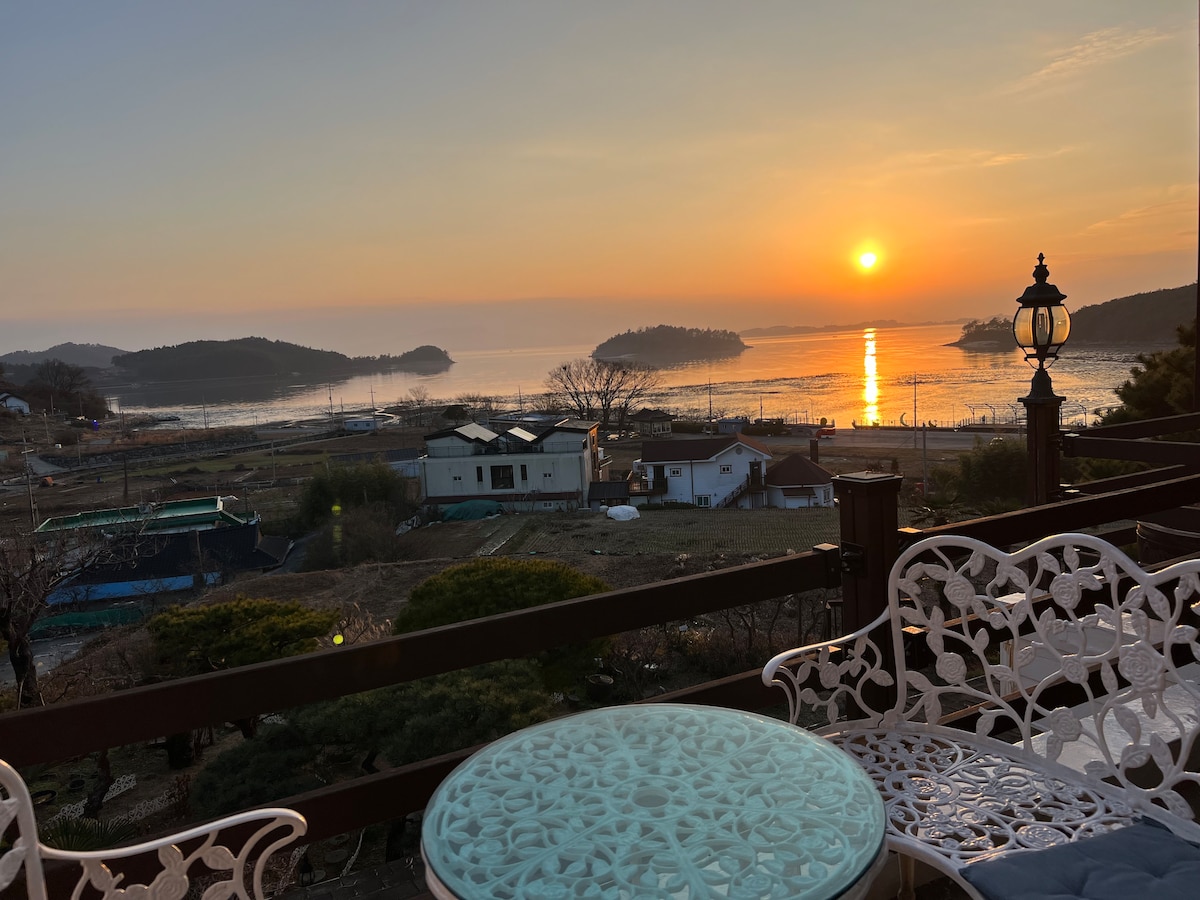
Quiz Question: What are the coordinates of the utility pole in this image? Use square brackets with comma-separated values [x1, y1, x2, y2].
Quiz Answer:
[22, 434, 38, 528]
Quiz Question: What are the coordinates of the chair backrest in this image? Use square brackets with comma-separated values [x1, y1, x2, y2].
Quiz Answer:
[886, 532, 1200, 817]
[0, 759, 306, 900]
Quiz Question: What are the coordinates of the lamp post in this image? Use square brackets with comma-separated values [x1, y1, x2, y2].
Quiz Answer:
[1013, 253, 1071, 505]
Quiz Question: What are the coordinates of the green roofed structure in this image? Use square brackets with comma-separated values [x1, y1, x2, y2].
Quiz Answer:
[40, 497, 291, 605]
[36, 496, 248, 536]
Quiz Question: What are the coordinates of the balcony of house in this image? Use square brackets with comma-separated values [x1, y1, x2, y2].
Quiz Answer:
[5, 413, 1200, 899]
[627, 473, 667, 496]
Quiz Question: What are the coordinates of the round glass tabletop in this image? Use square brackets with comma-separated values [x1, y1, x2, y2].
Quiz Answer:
[421, 703, 885, 899]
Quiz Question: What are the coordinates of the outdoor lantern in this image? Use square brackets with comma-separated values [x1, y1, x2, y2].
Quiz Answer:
[1013, 253, 1071, 369]
[1013, 252, 1070, 506]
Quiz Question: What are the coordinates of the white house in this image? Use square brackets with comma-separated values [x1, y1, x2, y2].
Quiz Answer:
[764, 454, 835, 508]
[632, 435, 771, 509]
[0, 392, 30, 416]
[420, 419, 602, 514]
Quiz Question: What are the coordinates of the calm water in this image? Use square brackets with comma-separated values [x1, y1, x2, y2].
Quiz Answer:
[109, 323, 1158, 431]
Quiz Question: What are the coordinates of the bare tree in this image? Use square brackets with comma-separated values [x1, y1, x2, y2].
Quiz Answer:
[455, 393, 500, 423]
[34, 358, 90, 397]
[406, 386, 432, 426]
[0, 522, 141, 707]
[545, 359, 660, 427]
[0, 527, 86, 707]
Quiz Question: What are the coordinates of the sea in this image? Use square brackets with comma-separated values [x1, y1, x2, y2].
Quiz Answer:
[105, 323, 1164, 433]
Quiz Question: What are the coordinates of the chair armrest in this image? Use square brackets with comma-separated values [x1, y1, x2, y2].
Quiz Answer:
[763, 608, 894, 728]
[39, 807, 307, 900]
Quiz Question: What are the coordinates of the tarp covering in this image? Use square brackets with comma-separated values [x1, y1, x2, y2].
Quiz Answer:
[441, 499, 505, 521]
[606, 505, 640, 521]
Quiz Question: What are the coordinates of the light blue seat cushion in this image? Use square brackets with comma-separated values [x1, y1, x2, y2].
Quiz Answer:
[959, 820, 1200, 900]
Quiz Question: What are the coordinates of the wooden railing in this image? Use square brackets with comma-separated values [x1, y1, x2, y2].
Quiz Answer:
[1, 547, 842, 845]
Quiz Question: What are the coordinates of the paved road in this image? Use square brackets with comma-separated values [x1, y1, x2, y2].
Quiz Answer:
[756, 428, 1018, 454]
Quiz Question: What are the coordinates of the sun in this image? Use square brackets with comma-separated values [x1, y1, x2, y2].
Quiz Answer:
[859, 252, 877, 270]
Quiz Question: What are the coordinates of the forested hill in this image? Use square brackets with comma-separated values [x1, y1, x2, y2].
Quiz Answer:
[951, 284, 1196, 349]
[592, 325, 747, 362]
[113, 338, 452, 380]
[1069, 284, 1196, 343]
[0, 342, 129, 368]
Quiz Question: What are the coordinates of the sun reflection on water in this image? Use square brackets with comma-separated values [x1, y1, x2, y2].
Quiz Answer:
[862, 329, 878, 425]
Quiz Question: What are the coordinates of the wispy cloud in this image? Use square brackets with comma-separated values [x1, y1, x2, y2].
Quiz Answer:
[1004, 27, 1170, 94]
[1083, 194, 1197, 235]
[865, 145, 1073, 183]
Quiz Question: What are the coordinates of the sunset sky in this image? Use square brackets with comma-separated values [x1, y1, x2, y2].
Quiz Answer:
[2, 2, 1197, 355]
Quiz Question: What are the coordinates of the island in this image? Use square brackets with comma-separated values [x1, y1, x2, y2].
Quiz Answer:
[592, 325, 747, 363]
[947, 316, 1015, 351]
[112, 337, 454, 381]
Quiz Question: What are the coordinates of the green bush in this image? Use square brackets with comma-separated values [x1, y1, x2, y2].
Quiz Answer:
[298, 461, 414, 529]
[394, 558, 608, 631]
[953, 439, 1027, 505]
[148, 598, 337, 675]
[394, 558, 611, 690]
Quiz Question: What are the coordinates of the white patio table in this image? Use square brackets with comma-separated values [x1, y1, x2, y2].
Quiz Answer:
[420, 703, 886, 899]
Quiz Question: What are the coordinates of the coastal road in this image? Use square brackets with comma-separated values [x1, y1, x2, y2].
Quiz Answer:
[822, 428, 1018, 452]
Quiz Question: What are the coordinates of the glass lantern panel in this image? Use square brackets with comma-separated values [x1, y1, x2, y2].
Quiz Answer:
[1050, 305, 1071, 345]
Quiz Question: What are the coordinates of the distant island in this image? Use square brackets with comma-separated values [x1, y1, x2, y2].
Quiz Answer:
[112, 337, 453, 381]
[592, 325, 747, 363]
[948, 316, 1014, 351]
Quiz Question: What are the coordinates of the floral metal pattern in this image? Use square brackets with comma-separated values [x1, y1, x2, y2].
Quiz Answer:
[422, 703, 885, 900]
[0, 759, 305, 900]
[762, 532, 1200, 875]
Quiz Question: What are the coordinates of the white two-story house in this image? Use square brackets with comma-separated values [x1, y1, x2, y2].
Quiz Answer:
[420, 419, 602, 515]
[632, 435, 772, 509]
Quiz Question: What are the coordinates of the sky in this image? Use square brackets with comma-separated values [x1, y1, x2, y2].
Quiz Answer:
[2, 1, 1197, 356]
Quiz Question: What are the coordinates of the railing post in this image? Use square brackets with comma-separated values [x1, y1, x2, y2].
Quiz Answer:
[834, 472, 903, 631]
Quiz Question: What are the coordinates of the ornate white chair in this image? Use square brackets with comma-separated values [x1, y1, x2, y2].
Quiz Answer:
[0, 759, 306, 900]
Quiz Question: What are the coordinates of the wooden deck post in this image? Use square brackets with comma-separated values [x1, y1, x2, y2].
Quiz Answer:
[834, 472, 903, 631]
[834, 472, 904, 714]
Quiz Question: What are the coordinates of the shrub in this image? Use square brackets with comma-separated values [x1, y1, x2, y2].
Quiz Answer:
[394, 558, 611, 690]
[148, 598, 337, 675]
[40, 817, 140, 851]
[298, 461, 414, 529]
[393, 558, 606, 631]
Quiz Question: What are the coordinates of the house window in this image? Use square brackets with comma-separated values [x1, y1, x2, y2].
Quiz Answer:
[520, 464, 528, 481]
[490, 465, 515, 490]
[695, 495, 711, 508]
[719, 464, 733, 474]
[669, 467, 682, 478]
[543, 501, 555, 509]
[476, 466, 484, 483]
[544, 472, 553, 478]
[452, 475, 463, 482]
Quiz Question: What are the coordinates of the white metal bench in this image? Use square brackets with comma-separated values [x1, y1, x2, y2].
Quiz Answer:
[0, 759, 306, 899]
[763, 532, 1200, 900]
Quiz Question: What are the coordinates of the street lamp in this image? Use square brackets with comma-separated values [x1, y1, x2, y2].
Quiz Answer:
[1013, 253, 1070, 505]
